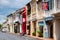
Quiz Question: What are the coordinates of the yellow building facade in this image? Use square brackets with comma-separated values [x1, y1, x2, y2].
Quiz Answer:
[26, 0, 44, 37]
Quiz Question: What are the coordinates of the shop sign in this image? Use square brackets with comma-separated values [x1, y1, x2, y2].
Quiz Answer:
[42, 2, 49, 10]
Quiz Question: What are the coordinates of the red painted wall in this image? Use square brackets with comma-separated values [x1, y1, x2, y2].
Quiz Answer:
[22, 7, 26, 34]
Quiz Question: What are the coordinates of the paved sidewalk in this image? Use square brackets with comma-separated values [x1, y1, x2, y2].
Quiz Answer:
[6, 32, 42, 40]
[7, 32, 54, 40]
[26, 35, 54, 40]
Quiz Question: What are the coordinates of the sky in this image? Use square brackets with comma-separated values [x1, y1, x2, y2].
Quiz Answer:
[0, 0, 31, 23]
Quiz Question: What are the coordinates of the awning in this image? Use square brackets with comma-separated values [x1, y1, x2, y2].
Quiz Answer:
[45, 17, 53, 21]
[38, 22, 44, 26]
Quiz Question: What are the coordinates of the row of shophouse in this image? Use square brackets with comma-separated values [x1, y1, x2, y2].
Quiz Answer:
[2, 7, 26, 33]
[2, 0, 60, 40]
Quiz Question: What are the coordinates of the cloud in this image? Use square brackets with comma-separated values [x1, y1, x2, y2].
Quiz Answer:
[0, 15, 6, 20]
[0, 14, 6, 24]
[0, 0, 10, 5]
[0, 0, 31, 23]
[0, 19, 5, 24]
[0, 0, 31, 8]
[0, 15, 5, 18]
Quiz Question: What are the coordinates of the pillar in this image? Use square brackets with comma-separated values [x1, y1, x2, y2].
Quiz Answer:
[12, 24, 14, 33]
[20, 24, 22, 33]
[9, 24, 14, 33]
[53, 19, 60, 40]
[30, 21, 34, 36]
[36, 21, 39, 37]
[10, 24, 12, 33]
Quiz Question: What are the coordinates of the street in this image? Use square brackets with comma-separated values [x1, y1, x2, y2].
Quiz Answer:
[0, 32, 41, 40]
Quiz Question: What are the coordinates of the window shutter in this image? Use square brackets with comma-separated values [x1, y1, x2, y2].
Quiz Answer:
[48, 0, 52, 10]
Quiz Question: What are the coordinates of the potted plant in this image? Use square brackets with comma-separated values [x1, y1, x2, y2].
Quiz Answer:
[32, 32, 36, 36]
[37, 30, 43, 37]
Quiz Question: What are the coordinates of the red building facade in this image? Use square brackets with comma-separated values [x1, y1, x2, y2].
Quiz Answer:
[22, 7, 26, 34]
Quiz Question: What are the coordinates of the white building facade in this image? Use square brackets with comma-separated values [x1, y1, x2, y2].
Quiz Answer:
[42, 0, 60, 40]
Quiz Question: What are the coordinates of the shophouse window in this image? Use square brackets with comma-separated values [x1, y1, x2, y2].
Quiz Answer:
[57, 0, 60, 8]
[27, 3, 31, 15]
[13, 14, 15, 20]
[16, 13, 19, 19]
[37, 0, 42, 3]
[44, 0, 54, 10]
[49, 0, 54, 9]
[31, 2, 36, 13]
[37, 0, 42, 11]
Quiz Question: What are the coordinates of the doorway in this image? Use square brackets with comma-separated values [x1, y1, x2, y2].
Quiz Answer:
[39, 26, 43, 37]
[50, 24, 53, 38]
[32, 21, 36, 36]
[27, 22, 30, 35]
[46, 21, 53, 38]
[14, 22, 20, 33]
[38, 21, 44, 37]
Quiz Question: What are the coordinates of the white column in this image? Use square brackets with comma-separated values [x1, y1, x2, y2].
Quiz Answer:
[10, 25, 12, 33]
[36, 21, 39, 36]
[12, 24, 14, 33]
[54, 0, 57, 12]
[53, 19, 57, 40]
[53, 19, 60, 40]
[20, 24, 22, 33]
